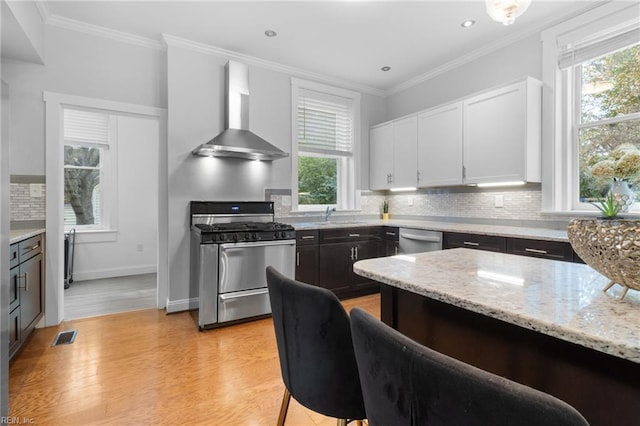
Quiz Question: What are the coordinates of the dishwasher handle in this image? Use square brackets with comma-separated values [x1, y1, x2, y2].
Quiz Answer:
[400, 232, 442, 243]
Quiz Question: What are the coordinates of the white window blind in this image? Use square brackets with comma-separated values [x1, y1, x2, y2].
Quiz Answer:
[297, 88, 353, 157]
[64, 109, 110, 146]
[558, 25, 640, 69]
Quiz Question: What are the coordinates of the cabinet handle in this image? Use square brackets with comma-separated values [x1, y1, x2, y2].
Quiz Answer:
[301, 235, 315, 240]
[463, 241, 480, 246]
[350, 247, 355, 260]
[349, 233, 361, 237]
[296, 252, 300, 266]
[417, 170, 420, 182]
[354, 247, 358, 260]
[385, 232, 396, 236]
[390, 173, 393, 183]
[525, 248, 548, 255]
[18, 273, 29, 292]
[395, 246, 398, 256]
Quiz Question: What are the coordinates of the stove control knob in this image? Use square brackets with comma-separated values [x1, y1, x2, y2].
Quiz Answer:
[233, 234, 238, 242]
[280, 231, 287, 238]
[274, 232, 279, 239]
[252, 232, 258, 240]
[245, 233, 250, 240]
[219, 234, 226, 241]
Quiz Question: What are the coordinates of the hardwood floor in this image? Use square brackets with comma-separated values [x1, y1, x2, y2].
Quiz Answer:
[9, 293, 380, 425]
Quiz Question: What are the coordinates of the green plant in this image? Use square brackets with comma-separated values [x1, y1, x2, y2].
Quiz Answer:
[591, 193, 621, 218]
[382, 200, 389, 214]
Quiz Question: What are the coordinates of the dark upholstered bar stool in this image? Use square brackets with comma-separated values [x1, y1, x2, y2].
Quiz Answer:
[350, 308, 590, 426]
[266, 266, 366, 426]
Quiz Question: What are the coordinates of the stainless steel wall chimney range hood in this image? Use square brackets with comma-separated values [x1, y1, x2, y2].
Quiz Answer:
[192, 61, 289, 161]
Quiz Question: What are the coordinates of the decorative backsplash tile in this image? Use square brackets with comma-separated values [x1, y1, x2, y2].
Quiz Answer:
[10, 179, 46, 222]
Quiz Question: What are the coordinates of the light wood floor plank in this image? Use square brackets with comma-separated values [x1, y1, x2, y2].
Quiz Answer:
[10, 293, 380, 425]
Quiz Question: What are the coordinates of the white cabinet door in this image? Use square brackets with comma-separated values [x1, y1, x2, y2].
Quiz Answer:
[417, 103, 463, 187]
[369, 123, 394, 190]
[392, 116, 418, 188]
[463, 79, 541, 184]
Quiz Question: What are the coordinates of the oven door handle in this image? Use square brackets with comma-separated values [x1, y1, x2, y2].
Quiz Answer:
[219, 240, 296, 249]
[220, 250, 228, 290]
[219, 288, 269, 301]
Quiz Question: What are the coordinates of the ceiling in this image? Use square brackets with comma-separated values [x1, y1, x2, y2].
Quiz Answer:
[40, 1, 608, 93]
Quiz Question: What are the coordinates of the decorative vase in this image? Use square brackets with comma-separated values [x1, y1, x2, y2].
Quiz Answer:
[567, 219, 640, 299]
[382, 213, 389, 220]
[610, 179, 635, 213]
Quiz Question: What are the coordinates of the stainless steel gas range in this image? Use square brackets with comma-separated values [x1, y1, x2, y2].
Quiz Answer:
[189, 201, 295, 330]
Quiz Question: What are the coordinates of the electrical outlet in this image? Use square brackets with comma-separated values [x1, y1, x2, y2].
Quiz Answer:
[29, 184, 43, 198]
[494, 195, 504, 208]
[136, 244, 144, 252]
[408, 197, 413, 206]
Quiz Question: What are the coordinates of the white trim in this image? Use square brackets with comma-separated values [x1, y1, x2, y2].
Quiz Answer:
[162, 33, 385, 97]
[72, 265, 157, 282]
[45, 93, 167, 325]
[166, 297, 199, 314]
[540, 1, 640, 213]
[46, 14, 164, 51]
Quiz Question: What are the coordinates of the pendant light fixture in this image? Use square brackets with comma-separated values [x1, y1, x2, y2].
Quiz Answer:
[485, 0, 531, 26]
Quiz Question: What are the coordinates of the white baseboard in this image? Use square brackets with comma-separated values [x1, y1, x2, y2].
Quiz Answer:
[72, 264, 157, 282]
[166, 297, 199, 313]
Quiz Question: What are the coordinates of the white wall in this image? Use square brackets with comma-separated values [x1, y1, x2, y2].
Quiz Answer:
[385, 34, 542, 121]
[2, 25, 166, 175]
[165, 42, 386, 311]
[72, 114, 159, 281]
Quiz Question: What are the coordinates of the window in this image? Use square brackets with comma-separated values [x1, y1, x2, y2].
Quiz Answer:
[63, 108, 115, 230]
[541, 3, 640, 213]
[292, 78, 360, 212]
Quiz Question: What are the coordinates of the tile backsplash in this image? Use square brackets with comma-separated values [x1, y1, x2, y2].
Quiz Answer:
[271, 184, 568, 226]
[10, 176, 46, 222]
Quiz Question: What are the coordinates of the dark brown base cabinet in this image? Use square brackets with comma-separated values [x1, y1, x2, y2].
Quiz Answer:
[295, 226, 389, 299]
[9, 233, 45, 361]
[443, 231, 581, 263]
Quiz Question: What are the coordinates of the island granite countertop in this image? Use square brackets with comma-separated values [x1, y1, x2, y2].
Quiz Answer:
[353, 248, 640, 364]
[293, 219, 569, 242]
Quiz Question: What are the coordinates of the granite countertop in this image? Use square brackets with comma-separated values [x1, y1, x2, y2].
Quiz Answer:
[353, 248, 640, 364]
[293, 219, 568, 242]
[10, 228, 46, 244]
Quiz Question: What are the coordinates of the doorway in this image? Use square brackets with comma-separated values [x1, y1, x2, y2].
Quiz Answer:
[44, 93, 167, 325]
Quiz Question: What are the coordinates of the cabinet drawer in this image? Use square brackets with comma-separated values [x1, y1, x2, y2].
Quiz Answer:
[296, 229, 319, 245]
[9, 243, 19, 269]
[507, 238, 574, 262]
[18, 234, 43, 262]
[443, 232, 506, 253]
[382, 227, 399, 242]
[320, 227, 382, 244]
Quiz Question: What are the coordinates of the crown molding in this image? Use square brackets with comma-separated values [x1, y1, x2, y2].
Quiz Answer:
[386, 2, 606, 97]
[162, 34, 386, 98]
[35, 1, 51, 24]
[46, 14, 164, 51]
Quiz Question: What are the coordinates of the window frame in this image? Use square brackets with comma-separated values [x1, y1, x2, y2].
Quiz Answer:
[291, 78, 361, 213]
[541, 2, 640, 214]
[62, 108, 118, 232]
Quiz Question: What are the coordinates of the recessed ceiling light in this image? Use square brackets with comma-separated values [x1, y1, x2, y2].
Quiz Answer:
[381, 66, 391, 72]
[461, 19, 476, 28]
[264, 30, 277, 37]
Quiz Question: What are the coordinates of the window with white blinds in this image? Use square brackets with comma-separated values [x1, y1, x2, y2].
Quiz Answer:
[292, 79, 360, 212]
[297, 88, 354, 157]
[63, 108, 114, 229]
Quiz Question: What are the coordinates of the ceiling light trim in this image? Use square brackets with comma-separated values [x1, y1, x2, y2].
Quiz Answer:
[162, 34, 386, 97]
[46, 14, 165, 51]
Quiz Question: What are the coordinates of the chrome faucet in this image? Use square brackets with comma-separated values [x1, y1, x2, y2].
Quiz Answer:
[324, 206, 336, 221]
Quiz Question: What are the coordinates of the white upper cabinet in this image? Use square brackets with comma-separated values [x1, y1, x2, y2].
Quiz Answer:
[369, 116, 418, 190]
[463, 78, 541, 185]
[417, 102, 463, 187]
[369, 123, 394, 190]
[392, 116, 418, 188]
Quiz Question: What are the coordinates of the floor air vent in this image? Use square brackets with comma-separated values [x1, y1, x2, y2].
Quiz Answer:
[52, 330, 77, 347]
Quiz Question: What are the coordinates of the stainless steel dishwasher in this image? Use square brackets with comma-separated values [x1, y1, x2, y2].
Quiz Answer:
[399, 228, 443, 254]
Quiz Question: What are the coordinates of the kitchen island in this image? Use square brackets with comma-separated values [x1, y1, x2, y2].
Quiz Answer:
[354, 248, 640, 426]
